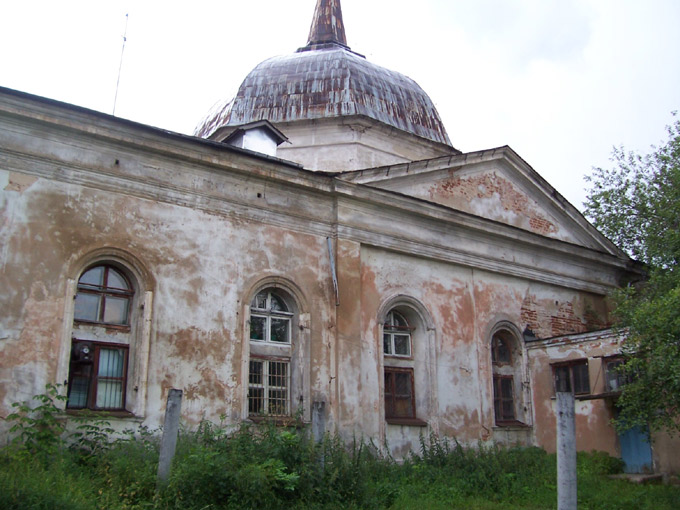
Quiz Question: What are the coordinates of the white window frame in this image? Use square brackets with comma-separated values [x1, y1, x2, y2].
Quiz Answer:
[250, 291, 293, 344]
[248, 358, 290, 416]
[383, 310, 412, 357]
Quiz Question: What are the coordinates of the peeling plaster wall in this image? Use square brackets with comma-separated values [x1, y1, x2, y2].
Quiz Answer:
[351, 245, 612, 456]
[1, 90, 655, 466]
[527, 332, 622, 456]
[0, 168, 337, 435]
[372, 164, 580, 244]
[528, 333, 680, 473]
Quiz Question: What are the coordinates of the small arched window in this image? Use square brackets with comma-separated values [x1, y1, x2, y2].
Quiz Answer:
[383, 310, 411, 357]
[74, 265, 133, 325]
[250, 290, 293, 344]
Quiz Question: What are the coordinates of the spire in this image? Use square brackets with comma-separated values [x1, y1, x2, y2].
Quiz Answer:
[304, 0, 348, 50]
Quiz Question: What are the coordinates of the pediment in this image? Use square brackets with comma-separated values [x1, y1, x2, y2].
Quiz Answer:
[338, 146, 622, 255]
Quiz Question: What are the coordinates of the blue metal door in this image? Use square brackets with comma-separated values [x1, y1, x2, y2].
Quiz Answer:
[619, 425, 653, 473]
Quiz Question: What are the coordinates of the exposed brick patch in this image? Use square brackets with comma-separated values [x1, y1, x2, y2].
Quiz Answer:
[430, 173, 557, 235]
[521, 295, 588, 338]
[550, 302, 586, 337]
[520, 294, 541, 335]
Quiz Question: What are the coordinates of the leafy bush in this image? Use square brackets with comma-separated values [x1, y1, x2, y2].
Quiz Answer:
[1, 397, 679, 510]
[6, 384, 68, 462]
[578, 450, 625, 476]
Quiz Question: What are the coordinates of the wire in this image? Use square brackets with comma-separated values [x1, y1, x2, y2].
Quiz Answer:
[112, 13, 129, 116]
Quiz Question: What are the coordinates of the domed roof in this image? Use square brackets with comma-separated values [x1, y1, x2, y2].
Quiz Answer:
[195, 0, 452, 148]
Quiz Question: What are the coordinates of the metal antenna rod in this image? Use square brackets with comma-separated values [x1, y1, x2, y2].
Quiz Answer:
[112, 13, 129, 116]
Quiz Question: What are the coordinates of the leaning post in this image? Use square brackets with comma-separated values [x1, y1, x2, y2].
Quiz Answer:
[556, 391, 577, 510]
[156, 388, 183, 488]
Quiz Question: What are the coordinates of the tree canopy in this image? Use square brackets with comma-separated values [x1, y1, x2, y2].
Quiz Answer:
[584, 113, 680, 433]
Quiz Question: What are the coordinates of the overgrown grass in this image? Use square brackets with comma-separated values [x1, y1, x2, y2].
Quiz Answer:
[1, 391, 679, 509]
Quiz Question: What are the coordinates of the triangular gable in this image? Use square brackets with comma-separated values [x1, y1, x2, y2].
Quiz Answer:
[338, 146, 623, 255]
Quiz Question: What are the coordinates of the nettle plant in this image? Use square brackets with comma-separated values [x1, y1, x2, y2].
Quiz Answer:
[6, 383, 68, 458]
[6, 383, 116, 460]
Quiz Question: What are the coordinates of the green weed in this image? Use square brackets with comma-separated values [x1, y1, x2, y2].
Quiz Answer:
[1, 394, 679, 510]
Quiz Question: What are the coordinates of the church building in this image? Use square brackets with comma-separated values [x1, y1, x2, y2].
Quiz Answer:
[1, 0, 677, 473]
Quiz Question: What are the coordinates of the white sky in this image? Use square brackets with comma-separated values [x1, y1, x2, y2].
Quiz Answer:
[1, 0, 679, 211]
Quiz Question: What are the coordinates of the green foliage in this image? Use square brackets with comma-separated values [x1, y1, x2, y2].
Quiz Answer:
[577, 450, 625, 476]
[68, 412, 116, 458]
[585, 113, 680, 433]
[2, 410, 679, 509]
[6, 383, 68, 461]
[405, 434, 556, 505]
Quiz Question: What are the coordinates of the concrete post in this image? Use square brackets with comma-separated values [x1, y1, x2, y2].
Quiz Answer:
[312, 401, 326, 443]
[556, 391, 577, 510]
[157, 389, 183, 487]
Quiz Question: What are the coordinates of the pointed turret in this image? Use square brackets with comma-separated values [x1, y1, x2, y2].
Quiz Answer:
[301, 0, 349, 51]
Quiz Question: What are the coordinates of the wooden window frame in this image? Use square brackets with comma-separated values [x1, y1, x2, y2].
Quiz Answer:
[604, 357, 628, 393]
[493, 375, 516, 423]
[553, 360, 590, 395]
[74, 265, 133, 329]
[491, 334, 512, 365]
[66, 339, 129, 411]
[384, 367, 422, 425]
[248, 357, 290, 417]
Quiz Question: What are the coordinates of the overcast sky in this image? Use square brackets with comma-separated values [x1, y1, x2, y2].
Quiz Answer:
[2, 0, 679, 211]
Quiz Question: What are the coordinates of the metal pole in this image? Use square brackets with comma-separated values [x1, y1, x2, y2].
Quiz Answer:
[556, 391, 577, 510]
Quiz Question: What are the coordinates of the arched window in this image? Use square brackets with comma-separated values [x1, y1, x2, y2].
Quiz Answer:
[383, 310, 411, 357]
[250, 290, 293, 344]
[491, 335, 511, 364]
[74, 265, 133, 326]
[247, 287, 300, 417]
[68, 264, 136, 411]
[381, 303, 428, 426]
[491, 327, 526, 425]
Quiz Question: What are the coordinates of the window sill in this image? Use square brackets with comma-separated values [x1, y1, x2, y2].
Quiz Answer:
[65, 409, 139, 420]
[386, 417, 428, 427]
[494, 420, 531, 429]
[550, 393, 592, 400]
[577, 391, 620, 401]
[73, 320, 131, 332]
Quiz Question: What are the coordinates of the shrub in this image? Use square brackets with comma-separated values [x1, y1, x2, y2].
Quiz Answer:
[5, 383, 68, 462]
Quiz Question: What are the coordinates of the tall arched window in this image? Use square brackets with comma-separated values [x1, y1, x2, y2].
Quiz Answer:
[381, 303, 428, 426]
[68, 264, 135, 411]
[247, 287, 301, 418]
[491, 327, 526, 425]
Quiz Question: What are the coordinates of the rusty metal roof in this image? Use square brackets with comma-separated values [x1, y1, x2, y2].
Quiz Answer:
[305, 0, 348, 49]
[195, 0, 452, 147]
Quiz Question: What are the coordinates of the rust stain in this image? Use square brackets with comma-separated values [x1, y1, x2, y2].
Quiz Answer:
[424, 280, 474, 346]
[167, 327, 231, 365]
[5, 172, 38, 193]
